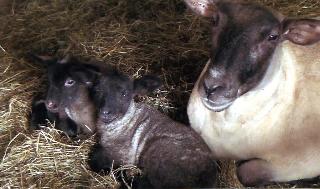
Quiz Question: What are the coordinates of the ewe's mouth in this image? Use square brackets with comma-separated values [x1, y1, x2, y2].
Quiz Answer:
[201, 97, 234, 112]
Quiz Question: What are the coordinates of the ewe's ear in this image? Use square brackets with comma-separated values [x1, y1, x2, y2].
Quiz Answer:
[134, 75, 162, 95]
[282, 18, 320, 45]
[184, 0, 217, 17]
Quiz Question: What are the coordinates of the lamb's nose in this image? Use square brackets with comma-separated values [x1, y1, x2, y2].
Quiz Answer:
[100, 109, 114, 121]
[101, 109, 113, 119]
[46, 100, 58, 111]
[102, 110, 111, 116]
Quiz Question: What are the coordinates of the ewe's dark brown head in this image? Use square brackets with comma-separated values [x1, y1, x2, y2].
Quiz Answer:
[184, 0, 320, 112]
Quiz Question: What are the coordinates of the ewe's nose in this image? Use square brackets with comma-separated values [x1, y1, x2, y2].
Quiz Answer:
[203, 67, 229, 96]
[46, 100, 58, 112]
[203, 77, 226, 97]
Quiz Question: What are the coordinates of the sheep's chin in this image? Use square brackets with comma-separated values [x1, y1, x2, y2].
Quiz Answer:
[201, 98, 234, 112]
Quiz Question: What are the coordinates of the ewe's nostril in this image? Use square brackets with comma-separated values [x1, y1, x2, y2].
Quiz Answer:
[210, 85, 224, 93]
[202, 76, 227, 98]
[203, 82, 210, 94]
[204, 82, 224, 94]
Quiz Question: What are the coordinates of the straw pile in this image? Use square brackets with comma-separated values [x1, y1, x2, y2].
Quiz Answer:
[0, 0, 319, 188]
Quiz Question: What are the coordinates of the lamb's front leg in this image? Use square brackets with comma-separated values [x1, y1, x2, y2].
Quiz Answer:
[29, 96, 79, 137]
[88, 143, 113, 173]
[29, 97, 53, 130]
[236, 158, 274, 187]
[55, 117, 79, 137]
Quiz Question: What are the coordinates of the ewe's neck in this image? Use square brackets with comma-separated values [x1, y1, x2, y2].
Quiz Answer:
[219, 42, 297, 127]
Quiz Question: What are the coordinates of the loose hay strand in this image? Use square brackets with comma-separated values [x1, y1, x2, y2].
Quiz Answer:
[0, 0, 319, 188]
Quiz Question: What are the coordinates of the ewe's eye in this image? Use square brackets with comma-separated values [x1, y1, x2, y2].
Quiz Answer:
[65, 78, 75, 87]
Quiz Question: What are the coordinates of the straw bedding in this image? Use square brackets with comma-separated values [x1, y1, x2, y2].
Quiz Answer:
[0, 0, 319, 188]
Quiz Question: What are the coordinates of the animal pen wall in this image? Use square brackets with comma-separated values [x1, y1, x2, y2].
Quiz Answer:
[0, 0, 319, 188]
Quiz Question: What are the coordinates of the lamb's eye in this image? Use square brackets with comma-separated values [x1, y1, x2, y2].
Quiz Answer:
[65, 78, 75, 87]
[211, 14, 220, 27]
[267, 34, 279, 41]
[121, 90, 128, 97]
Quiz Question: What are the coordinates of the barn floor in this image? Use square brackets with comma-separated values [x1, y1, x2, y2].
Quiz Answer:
[0, 0, 319, 188]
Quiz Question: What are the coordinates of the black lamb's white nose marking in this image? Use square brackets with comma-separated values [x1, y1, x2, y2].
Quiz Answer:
[46, 100, 58, 111]
[103, 110, 111, 116]
[101, 110, 112, 121]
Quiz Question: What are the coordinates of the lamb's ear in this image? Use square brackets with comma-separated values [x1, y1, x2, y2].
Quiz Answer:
[134, 75, 162, 95]
[27, 54, 57, 66]
[184, 0, 217, 17]
[74, 64, 102, 87]
[282, 18, 320, 45]
[58, 55, 71, 64]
